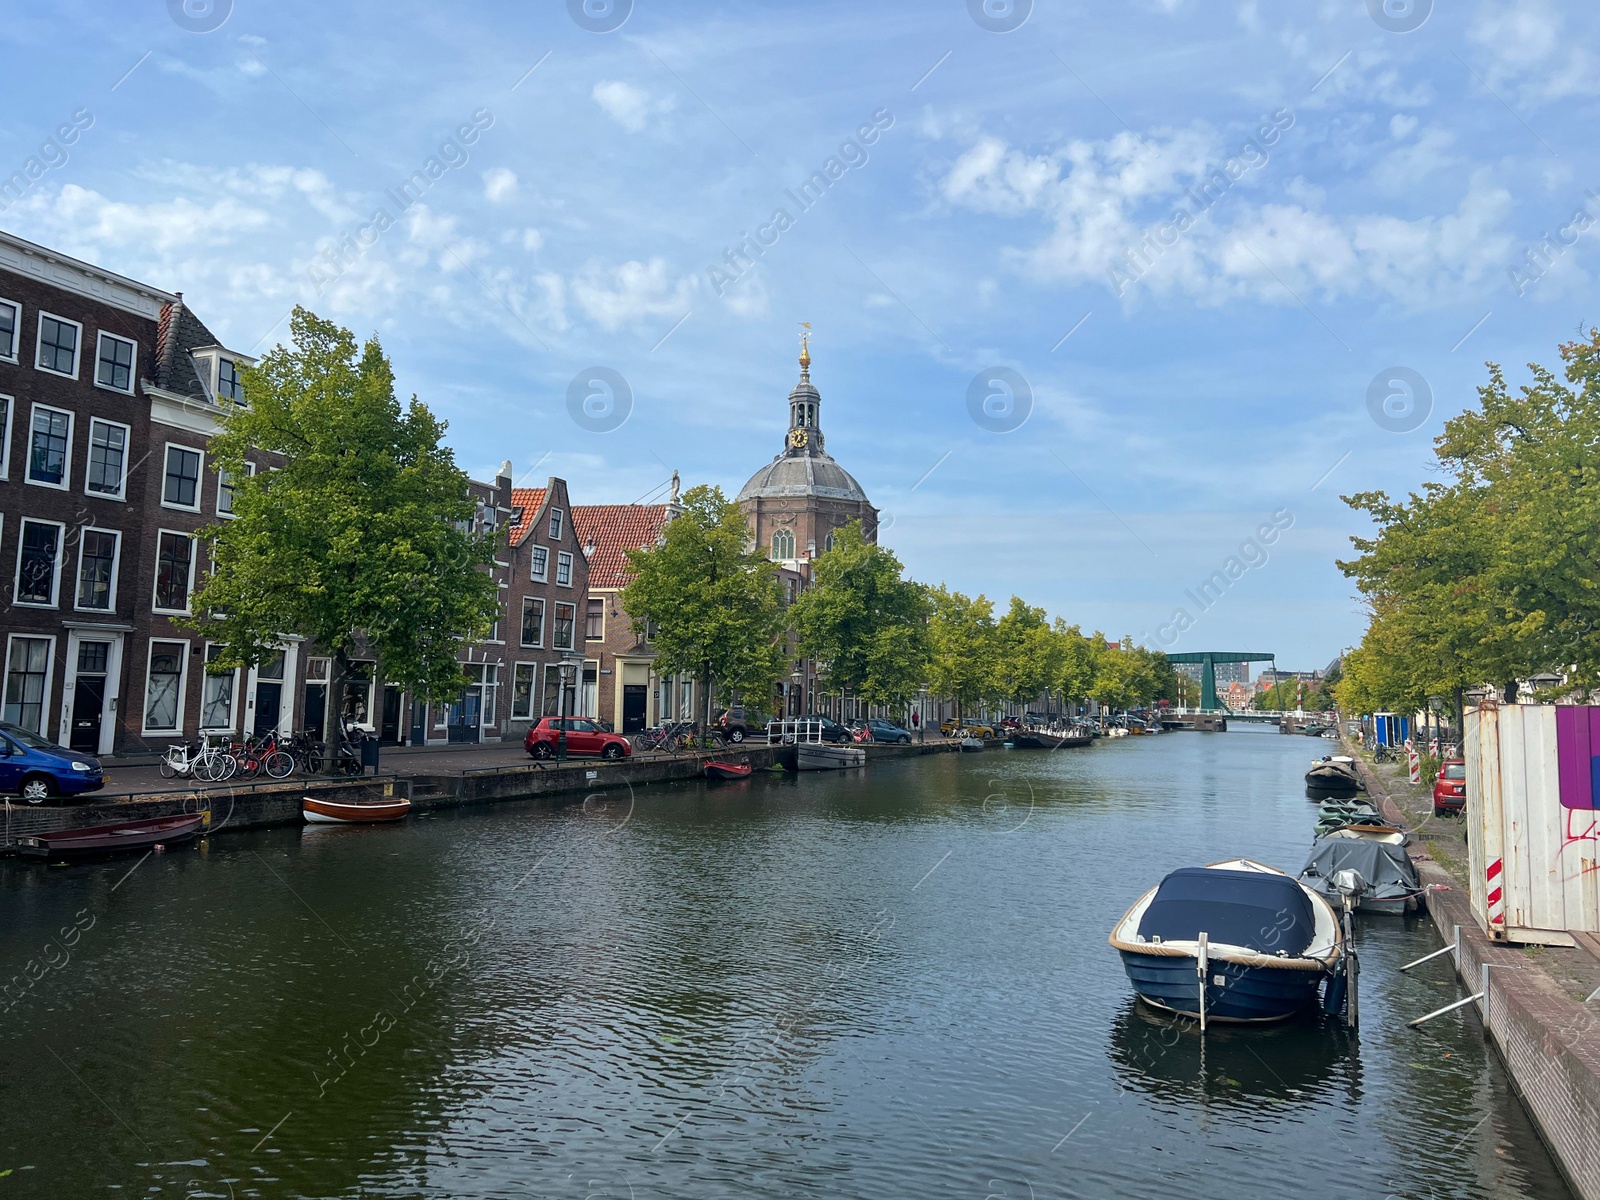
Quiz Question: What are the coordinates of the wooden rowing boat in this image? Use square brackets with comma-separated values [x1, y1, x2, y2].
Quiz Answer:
[302, 795, 412, 825]
[16, 813, 204, 860]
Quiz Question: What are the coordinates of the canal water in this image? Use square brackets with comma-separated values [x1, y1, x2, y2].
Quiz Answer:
[0, 728, 1571, 1199]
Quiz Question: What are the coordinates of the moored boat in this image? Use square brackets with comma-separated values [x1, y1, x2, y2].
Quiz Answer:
[797, 743, 866, 770]
[1109, 859, 1345, 1023]
[704, 758, 753, 781]
[1299, 836, 1423, 915]
[16, 812, 204, 860]
[302, 795, 412, 824]
[1305, 755, 1363, 794]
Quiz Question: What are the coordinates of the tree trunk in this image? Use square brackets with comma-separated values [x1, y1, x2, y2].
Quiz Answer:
[702, 663, 714, 742]
[1453, 687, 1465, 751]
[324, 647, 350, 776]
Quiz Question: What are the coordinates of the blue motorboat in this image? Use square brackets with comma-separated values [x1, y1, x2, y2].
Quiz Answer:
[1109, 859, 1346, 1024]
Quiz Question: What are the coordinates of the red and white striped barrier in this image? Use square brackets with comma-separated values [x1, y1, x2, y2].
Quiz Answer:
[1408, 745, 1421, 784]
[1485, 857, 1505, 929]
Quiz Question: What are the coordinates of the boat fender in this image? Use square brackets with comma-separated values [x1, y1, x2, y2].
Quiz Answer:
[1323, 973, 1347, 1015]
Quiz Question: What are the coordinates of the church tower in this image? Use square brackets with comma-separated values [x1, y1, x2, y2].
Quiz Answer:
[737, 331, 878, 565]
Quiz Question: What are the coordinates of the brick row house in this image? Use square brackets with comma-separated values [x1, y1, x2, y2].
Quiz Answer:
[0, 230, 269, 756]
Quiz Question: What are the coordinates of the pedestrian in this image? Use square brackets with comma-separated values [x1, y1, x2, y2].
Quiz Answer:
[911, 710, 920, 730]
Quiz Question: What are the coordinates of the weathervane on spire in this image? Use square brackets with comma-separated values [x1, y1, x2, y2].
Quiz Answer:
[798, 321, 812, 369]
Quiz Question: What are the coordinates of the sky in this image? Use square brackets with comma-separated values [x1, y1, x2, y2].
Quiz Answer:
[3, 0, 1596, 670]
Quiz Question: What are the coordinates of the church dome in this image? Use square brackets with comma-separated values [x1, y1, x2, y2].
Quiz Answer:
[736, 451, 872, 503]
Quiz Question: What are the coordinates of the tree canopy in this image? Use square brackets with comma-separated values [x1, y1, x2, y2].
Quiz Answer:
[190, 307, 499, 744]
[620, 484, 787, 725]
[1338, 330, 1600, 726]
[789, 521, 931, 707]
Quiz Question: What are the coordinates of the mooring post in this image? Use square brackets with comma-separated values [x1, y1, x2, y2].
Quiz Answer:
[1197, 931, 1209, 1034]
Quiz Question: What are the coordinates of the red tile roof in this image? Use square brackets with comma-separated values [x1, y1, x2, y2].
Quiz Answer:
[507, 487, 547, 543]
[572, 504, 669, 589]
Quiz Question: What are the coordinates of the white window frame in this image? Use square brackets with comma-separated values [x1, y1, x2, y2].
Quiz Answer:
[34, 311, 83, 380]
[556, 550, 573, 587]
[142, 638, 190, 734]
[73, 526, 122, 614]
[529, 544, 549, 582]
[0, 296, 19, 365]
[216, 460, 256, 517]
[199, 642, 240, 733]
[13, 517, 65, 608]
[548, 508, 564, 540]
[84, 416, 131, 502]
[553, 600, 577, 651]
[511, 661, 538, 719]
[521, 596, 545, 648]
[3, 633, 57, 737]
[161, 442, 205, 512]
[0, 392, 12, 480]
[93, 330, 138, 395]
[25, 402, 74, 491]
[152, 528, 198, 615]
[216, 356, 245, 405]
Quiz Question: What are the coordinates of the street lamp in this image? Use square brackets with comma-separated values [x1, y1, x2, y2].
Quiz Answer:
[556, 649, 583, 762]
[790, 670, 802, 717]
[918, 686, 928, 744]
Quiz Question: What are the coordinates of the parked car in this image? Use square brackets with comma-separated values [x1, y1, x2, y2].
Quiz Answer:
[1433, 759, 1466, 816]
[0, 721, 106, 804]
[794, 714, 854, 743]
[524, 717, 631, 760]
[864, 718, 912, 744]
[714, 704, 768, 744]
[940, 718, 996, 739]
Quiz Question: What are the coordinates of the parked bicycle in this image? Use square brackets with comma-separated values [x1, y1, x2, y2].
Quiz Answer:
[632, 720, 695, 754]
[1372, 742, 1396, 764]
[159, 738, 237, 783]
[227, 731, 295, 780]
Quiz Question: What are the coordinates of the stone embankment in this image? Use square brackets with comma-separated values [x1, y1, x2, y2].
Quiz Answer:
[1348, 744, 1600, 1200]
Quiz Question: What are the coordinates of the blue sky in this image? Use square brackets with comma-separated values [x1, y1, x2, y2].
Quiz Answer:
[4, 0, 1597, 669]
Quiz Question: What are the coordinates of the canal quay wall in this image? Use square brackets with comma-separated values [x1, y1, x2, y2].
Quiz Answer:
[0, 741, 961, 849]
[1353, 750, 1600, 1200]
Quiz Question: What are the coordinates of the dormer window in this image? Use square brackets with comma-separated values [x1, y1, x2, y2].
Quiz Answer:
[217, 357, 244, 404]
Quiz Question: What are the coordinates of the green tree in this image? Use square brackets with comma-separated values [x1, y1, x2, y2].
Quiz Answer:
[789, 521, 931, 708]
[994, 597, 1062, 708]
[620, 485, 787, 731]
[190, 308, 500, 765]
[1052, 621, 1097, 713]
[927, 586, 999, 721]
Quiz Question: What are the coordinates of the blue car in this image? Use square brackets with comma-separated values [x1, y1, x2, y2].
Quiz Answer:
[0, 721, 106, 804]
[865, 718, 913, 744]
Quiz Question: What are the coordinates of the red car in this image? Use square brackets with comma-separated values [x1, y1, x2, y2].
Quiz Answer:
[1433, 759, 1466, 816]
[524, 717, 631, 761]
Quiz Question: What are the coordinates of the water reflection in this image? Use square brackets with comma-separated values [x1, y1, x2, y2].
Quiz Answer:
[1106, 998, 1361, 1114]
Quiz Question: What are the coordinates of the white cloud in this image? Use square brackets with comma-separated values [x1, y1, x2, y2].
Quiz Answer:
[1469, 1, 1600, 102]
[592, 80, 669, 133]
[570, 257, 696, 329]
[483, 167, 517, 203]
[1389, 113, 1417, 139]
[937, 124, 1518, 307]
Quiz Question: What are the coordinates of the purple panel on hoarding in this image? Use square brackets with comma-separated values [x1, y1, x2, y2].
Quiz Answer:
[1555, 706, 1600, 810]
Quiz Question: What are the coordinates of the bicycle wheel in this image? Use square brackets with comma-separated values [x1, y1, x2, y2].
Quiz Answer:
[218, 754, 240, 781]
[262, 750, 292, 778]
[159, 755, 180, 779]
[193, 754, 222, 783]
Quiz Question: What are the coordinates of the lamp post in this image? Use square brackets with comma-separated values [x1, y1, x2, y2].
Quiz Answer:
[790, 670, 802, 717]
[556, 649, 583, 762]
[918, 686, 928, 744]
